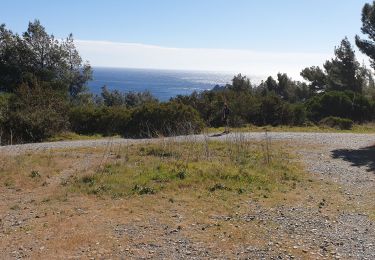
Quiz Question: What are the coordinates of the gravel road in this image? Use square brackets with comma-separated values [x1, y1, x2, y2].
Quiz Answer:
[1, 132, 373, 154]
[1, 132, 374, 259]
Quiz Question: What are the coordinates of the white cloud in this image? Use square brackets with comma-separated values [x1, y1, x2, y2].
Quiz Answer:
[75, 40, 371, 80]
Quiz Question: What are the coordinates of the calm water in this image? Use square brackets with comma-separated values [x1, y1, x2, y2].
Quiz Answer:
[88, 67, 234, 101]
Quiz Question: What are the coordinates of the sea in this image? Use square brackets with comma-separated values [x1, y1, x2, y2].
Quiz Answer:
[88, 67, 235, 101]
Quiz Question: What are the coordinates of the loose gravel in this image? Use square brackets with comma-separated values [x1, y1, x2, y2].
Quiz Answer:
[1, 132, 374, 259]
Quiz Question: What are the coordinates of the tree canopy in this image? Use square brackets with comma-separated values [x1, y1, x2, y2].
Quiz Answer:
[0, 20, 92, 98]
[302, 37, 372, 94]
[356, 1, 375, 69]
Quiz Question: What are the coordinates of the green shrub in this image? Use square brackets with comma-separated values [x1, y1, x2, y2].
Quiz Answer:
[30, 170, 41, 178]
[126, 102, 205, 138]
[69, 106, 131, 135]
[306, 91, 372, 122]
[0, 93, 11, 144]
[1, 85, 71, 144]
[6, 82, 69, 143]
[70, 102, 204, 138]
[132, 184, 155, 195]
[319, 116, 353, 130]
[173, 89, 260, 128]
[257, 94, 297, 126]
[291, 104, 307, 125]
[345, 92, 373, 122]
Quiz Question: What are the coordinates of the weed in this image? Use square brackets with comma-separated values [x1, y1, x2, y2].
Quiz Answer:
[81, 175, 95, 186]
[237, 188, 245, 194]
[209, 183, 232, 192]
[30, 170, 41, 178]
[319, 198, 326, 208]
[176, 171, 186, 180]
[89, 184, 109, 195]
[133, 184, 155, 195]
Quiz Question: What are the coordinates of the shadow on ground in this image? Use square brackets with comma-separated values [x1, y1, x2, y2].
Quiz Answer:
[331, 145, 375, 173]
[209, 131, 230, 138]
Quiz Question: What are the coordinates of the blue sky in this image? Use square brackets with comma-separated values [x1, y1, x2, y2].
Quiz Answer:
[0, 0, 372, 78]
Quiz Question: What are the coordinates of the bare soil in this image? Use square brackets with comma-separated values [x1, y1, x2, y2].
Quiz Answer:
[0, 132, 374, 259]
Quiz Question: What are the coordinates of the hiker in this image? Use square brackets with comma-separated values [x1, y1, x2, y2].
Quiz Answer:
[222, 102, 231, 133]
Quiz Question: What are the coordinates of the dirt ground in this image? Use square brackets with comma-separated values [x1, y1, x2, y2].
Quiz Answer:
[0, 132, 374, 259]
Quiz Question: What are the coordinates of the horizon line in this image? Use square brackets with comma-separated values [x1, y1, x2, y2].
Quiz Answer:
[75, 39, 370, 81]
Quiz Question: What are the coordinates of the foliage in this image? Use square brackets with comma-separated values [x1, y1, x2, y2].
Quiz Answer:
[100, 85, 157, 107]
[291, 104, 307, 126]
[319, 117, 353, 130]
[258, 74, 310, 102]
[174, 79, 308, 128]
[302, 38, 372, 94]
[173, 91, 227, 127]
[306, 91, 373, 122]
[0, 20, 92, 144]
[5, 80, 69, 143]
[127, 102, 205, 138]
[69, 101, 204, 138]
[356, 1, 375, 69]
[324, 38, 363, 93]
[0, 93, 11, 144]
[0, 20, 92, 97]
[69, 106, 131, 136]
[258, 94, 288, 125]
[276, 73, 309, 102]
[300, 66, 327, 93]
[229, 73, 252, 92]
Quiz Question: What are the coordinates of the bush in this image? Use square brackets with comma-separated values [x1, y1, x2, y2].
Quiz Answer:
[173, 89, 260, 128]
[6, 82, 69, 143]
[0, 93, 11, 144]
[319, 116, 353, 130]
[69, 106, 131, 136]
[70, 102, 204, 138]
[126, 102, 205, 138]
[257, 94, 296, 126]
[291, 104, 307, 125]
[306, 91, 373, 122]
[345, 92, 373, 123]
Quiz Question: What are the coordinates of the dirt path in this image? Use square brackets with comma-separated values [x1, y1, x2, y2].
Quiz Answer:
[0, 132, 374, 259]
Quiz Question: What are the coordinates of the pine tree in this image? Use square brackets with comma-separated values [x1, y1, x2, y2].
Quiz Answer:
[324, 37, 361, 92]
[356, 1, 375, 69]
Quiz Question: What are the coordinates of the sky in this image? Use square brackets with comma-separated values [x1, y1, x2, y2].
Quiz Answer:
[0, 0, 372, 79]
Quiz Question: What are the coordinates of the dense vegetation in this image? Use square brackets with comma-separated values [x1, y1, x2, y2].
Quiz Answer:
[0, 20, 204, 144]
[1, 1, 375, 144]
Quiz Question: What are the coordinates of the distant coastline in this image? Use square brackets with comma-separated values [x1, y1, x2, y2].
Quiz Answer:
[88, 67, 241, 101]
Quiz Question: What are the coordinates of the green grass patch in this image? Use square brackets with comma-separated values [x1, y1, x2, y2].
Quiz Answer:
[70, 139, 304, 198]
[208, 123, 375, 134]
[47, 132, 106, 142]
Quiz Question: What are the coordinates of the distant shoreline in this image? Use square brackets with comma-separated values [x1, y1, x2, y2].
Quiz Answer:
[87, 67, 237, 101]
